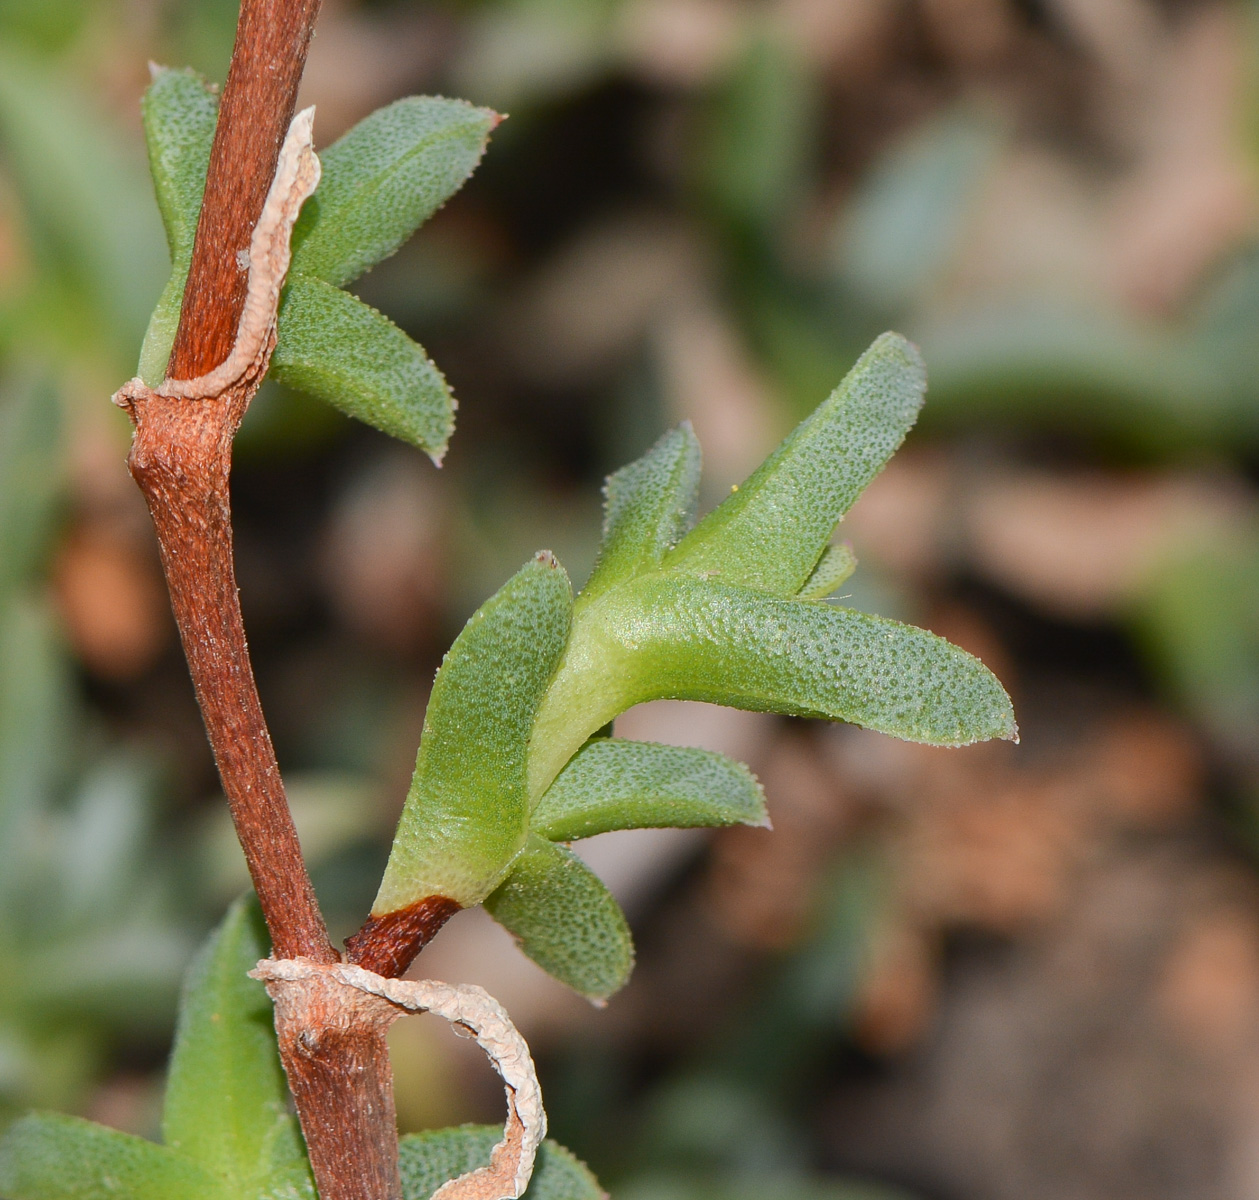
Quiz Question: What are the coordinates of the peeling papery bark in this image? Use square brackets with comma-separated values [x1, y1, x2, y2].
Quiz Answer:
[113, 104, 320, 412]
[254, 958, 547, 1200]
[162, 105, 319, 397]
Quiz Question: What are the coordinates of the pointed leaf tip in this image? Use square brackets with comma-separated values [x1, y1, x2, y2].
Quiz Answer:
[665, 331, 927, 596]
[291, 96, 499, 287]
[271, 274, 457, 459]
[163, 898, 313, 1194]
[582, 423, 702, 601]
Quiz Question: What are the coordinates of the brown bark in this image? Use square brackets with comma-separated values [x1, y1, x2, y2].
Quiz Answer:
[168, 0, 321, 381]
[124, 374, 334, 965]
[121, 2, 407, 1197]
[266, 965, 403, 1200]
[346, 896, 462, 979]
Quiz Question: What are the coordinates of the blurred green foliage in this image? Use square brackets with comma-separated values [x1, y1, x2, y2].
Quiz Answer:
[2, 0, 1259, 1197]
[0, 381, 189, 1127]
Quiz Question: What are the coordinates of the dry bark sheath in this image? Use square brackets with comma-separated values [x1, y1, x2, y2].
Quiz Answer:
[255, 959, 547, 1200]
[113, 2, 548, 1197]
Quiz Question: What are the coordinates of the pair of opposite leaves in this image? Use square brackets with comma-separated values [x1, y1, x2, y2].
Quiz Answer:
[140, 67, 494, 459]
[141, 73, 1015, 1003]
[375, 335, 1016, 1001]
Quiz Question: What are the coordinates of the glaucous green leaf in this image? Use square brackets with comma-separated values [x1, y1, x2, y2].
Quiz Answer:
[142, 67, 216, 267]
[530, 575, 1015, 794]
[290, 96, 498, 288]
[1132, 535, 1259, 757]
[531, 738, 767, 842]
[580, 422, 700, 602]
[797, 543, 856, 600]
[663, 333, 925, 596]
[485, 835, 633, 1000]
[163, 897, 314, 1198]
[399, 1125, 604, 1200]
[0, 1113, 229, 1200]
[270, 274, 456, 461]
[138, 269, 188, 386]
[136, 66, 217, 384]
[373, 554, 573, 915]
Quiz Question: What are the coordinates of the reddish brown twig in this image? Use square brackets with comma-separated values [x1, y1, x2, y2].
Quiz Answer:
[120, 2, 405, 1197]
[125, 379, 334, 965]
[168, 0, 322, 382]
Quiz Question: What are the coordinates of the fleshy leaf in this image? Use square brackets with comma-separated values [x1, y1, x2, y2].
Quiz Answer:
[290, 96, 498, 288]
[531, 738, 767, 842]
[136, 67, 217, 385]
[0, 1113, 229, 1200]
[399, 1126, 605, 1200]
[581, 423, 701, 602]
[141, 67, 216, 266]
[271, 274, 456, 460]
[797, 543, 856, 600]
[663, 333, 926, 596]
[163, 897, 315, 1198]
[373, 554, 573, 915]
[138, 268, 189, 386]
[485, 835, 634, 1000]
[530, 575, 1015, 793]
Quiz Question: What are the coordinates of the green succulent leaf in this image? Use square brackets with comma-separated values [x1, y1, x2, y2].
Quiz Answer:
[399, 1126, 605, 1200]
[137, 270, 185, 386]
[797, 543, 856, 600]
[373, 554, 573, 916]
[163, 897, 314, 1198]
[136, 67, 217, 385]
[290, 96, 498, 288]
[271, 274, 455, 461]
[531, 575, 1015, 793]
[134, 79, 490, 454]
[664, 332, 925, 596]
[531, 738, 767, 842]
[0, 1113, 229, 1200]
[485, 835, 633, 1000]
[142, 67, 217, 268]
[581, 422, 701, 602]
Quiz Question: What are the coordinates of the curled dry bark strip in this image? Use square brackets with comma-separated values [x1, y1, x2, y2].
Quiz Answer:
[255, 959, 548, 1200]
[160, 106, 319, 399]
[112, 104, 333, 965]
[114, 106, 320, 409]
[115, 97, 401, 1199]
